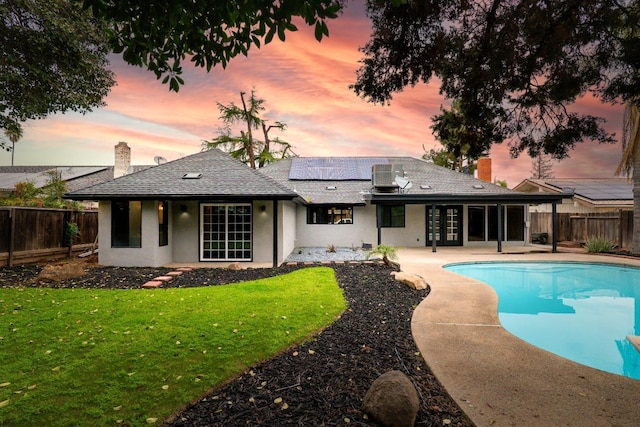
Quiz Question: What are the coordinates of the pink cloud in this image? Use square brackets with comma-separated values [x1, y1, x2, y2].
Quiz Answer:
[7, 0, 627, 190]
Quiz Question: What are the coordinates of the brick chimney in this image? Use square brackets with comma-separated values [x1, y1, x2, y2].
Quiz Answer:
[477, 157, 492, 182]
[114, 141, 131, 178]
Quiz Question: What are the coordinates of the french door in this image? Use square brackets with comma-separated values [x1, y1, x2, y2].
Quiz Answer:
[201, 204, 252, 261]
[426, 205, 463, 246]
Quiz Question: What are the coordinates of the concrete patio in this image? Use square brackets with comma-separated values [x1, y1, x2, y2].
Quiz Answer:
[402, 247, 640, 427]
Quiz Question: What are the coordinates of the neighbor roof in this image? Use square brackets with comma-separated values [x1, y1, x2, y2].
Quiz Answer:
[261, 156, 547, 205]
[65, 149, 297, 200]
[513, 178, 632, 208]
[0, 165, 151, 192]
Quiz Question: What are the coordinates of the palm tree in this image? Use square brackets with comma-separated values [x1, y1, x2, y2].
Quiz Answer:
[5, 123, 23, 166]
[615, 102, 640, 254]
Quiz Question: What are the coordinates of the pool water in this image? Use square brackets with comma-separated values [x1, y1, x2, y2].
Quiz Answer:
[444, 262, 640, 380]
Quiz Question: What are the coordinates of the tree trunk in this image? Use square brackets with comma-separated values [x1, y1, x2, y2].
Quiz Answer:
[634, 139, 640, 254]
[239, 91, 256, 169]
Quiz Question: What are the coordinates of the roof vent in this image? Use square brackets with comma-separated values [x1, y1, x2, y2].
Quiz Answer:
[182, 173, 202, 179]
[420, 184, 432, 190]
[325, 185, 337, 190]
[472, 184, 484, 189]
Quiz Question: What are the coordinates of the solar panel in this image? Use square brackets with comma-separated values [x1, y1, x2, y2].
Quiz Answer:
[289, 157, 389, 180]
[545, 179, 632, 201]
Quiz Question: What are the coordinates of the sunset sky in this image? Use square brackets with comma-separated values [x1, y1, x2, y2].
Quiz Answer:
[2, 1, 627, 187]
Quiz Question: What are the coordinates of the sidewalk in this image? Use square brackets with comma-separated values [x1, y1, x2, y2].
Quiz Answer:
[401, 247, 640, 427]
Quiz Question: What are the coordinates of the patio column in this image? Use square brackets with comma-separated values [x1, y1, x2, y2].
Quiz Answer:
[376, 204, 382, 245]
[497, 203, 503, 253]
[431, 203, 437, 253]
[552, 201, 558, 253]
[272, 200, 278, 267]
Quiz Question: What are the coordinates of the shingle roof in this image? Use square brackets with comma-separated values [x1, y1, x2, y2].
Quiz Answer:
[65, 149, 297, 200]
[260, 156, 519, 205]
[0, 165, 152, 192]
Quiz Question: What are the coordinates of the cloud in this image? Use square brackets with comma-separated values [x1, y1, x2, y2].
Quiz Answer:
[6, 0, 626, 189]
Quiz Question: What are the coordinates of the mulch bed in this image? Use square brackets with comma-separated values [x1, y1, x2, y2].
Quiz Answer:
[0, 260, 474, 427]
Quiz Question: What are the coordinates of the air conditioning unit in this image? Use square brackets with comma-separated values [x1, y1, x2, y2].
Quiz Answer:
[372, 164, 404, 192]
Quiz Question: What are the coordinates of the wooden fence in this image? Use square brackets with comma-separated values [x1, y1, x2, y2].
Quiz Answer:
[530, 211, 633, 249]
[0, 207, 98, 266]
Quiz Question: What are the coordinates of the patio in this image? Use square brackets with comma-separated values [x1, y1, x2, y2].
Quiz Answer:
[403, 247, 640, 427]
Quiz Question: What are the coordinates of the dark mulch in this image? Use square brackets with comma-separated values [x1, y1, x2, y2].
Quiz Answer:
[0, 261, 474, 427]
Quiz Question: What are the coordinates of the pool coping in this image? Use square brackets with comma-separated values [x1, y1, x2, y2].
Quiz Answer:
[403, 247, 640, 427]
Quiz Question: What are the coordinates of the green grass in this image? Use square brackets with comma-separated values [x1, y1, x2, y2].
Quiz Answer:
[0, 267, 345, 426]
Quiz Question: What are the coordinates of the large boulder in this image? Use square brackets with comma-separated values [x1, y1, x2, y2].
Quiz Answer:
[390, 271, 427, 290]
[361, 370, 419, 427]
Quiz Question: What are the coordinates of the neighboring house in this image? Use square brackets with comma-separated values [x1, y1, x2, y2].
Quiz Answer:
[66, 149, 567, 267]
[0, 142, 151, 206]
[513, 178, 632, 213]
[514, 178, 633, 247]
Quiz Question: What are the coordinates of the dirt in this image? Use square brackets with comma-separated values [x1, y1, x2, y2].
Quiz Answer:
[0, 260, 474, 427]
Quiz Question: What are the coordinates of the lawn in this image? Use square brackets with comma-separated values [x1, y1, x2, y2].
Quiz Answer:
[0, 267, 345, 426]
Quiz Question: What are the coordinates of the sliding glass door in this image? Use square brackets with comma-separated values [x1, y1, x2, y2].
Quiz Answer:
[201, 204, 252, 261]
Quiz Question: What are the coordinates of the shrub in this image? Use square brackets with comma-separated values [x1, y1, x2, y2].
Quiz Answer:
[367, 244, 399, 267]
[584, 237, 616, 253]
[64, 221, 81, 246]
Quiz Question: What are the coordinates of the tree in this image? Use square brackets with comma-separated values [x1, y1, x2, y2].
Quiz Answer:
[203, 90, 296, 169]
[82, 0, 343, 91]
[0, 170, 80, 209]
[429, 100, 482, 173]
[531, 154, 555, 179]
[352, 1, 640, 161]
[3, 122, 22, 165]
[616, 102, 640, 253]
[0, 0, 115, 135]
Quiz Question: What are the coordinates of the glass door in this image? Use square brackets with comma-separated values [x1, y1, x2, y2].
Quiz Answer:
[427, 205, 462, 246]
[201, 204, 252, 261]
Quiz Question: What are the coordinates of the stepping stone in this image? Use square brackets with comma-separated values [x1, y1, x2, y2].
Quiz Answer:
[153, 276, 173, 282]
[166, 271, 183, 277]
[142, 280, 163, 288]
[303, 261, 315, 265]
[286, 262, 298, 266]
[176, 267, 193, 272]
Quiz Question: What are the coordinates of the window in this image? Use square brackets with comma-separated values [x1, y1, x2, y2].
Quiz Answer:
[468, 206, 485, 241]
[158, 200, 168, 246]
[488, 205, 525, 241]
[379, 205, 405, 228]
[201, 204, 252, 261]
[507, 206, 525, 241]
[112, 201, 142, 248]
[307, 206, 353, 224]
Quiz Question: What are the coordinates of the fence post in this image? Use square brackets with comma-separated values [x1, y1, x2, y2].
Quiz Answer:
[8, 208, 16, 267]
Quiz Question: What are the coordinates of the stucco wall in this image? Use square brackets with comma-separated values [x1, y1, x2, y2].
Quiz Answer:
[293, 204, 378, 248]
[252, 201, 274, 263]
[172, 201, 199, 263]
[378, 204, 426, 247]
[281, 201, 297, 262]
[98, 200, 172, 267]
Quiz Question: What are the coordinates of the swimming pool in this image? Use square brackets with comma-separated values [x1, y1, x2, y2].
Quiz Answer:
[444, 261, 640, 380]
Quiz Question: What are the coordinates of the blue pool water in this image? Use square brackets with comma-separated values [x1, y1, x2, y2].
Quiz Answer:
[444, 262, 640, 380]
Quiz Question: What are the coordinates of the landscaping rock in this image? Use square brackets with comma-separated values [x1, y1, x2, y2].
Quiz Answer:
[390, 271, 427, 290]
[227, 262, 242, 270]
[362, 370, 419, 427]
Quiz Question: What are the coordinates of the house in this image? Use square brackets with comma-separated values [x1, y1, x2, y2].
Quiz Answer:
[514, 178, 633, 247]
[0, 142, 151, 206]
[65, 149, 568, 267]
[513, 178, 632, 213]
